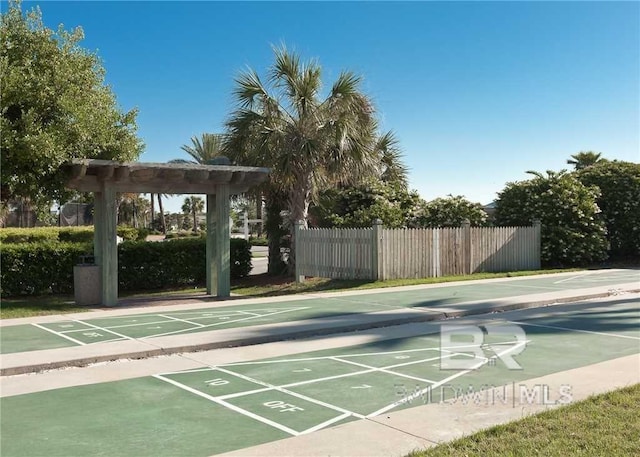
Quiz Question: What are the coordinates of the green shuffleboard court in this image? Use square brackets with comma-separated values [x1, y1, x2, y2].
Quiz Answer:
[1, 269, 638, 355]
[1, 297, 638, 456]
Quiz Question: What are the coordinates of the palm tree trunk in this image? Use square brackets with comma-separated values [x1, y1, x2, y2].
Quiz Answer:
[192, 205, 197, 232]
[287, 176, 312, 274]
[256, 193, 263, 237]
[264, 190, 288, 275]
[157, 194, 166, 234]
[150, 193, 155, 229]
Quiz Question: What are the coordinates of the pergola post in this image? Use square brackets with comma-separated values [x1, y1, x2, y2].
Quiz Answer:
[206, 194, 216, 295]
[95, 183, 118, 306]
[206, 184, 231, 297]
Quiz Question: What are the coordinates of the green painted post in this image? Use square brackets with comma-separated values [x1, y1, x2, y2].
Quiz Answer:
[206, 194, 216, 295]
[100, 184, 118, 306]
[216, 184, 231, 297]
[93, 192, 103, 265]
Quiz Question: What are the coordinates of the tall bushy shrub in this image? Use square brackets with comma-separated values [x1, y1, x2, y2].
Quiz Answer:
[413, 195, 488, 228]
[577, 161, 640, 259]
[495, 171, 608, 266]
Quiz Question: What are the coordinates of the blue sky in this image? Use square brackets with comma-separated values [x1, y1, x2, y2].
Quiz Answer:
[15, 1, 640, 213]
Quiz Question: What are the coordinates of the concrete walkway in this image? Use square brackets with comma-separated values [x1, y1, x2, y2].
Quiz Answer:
[1, 272, 638, 375]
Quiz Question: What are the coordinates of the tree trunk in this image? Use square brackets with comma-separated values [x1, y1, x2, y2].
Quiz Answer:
[264, 189, 288, 275]
[192, 204, 197, 232]
[287, 176, 312, 275]
[150, 193, 155, 229]
[256, 193, 263, 237]
[157, 194, 166, 234]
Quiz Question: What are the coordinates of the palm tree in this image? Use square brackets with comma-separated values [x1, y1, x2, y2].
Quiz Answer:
[374, 130, 408, 188]
[175, 133, 226, 164]
[181, 196, 205, 232]
[224, 45, 379, 272]
[567, 151, 603, 170]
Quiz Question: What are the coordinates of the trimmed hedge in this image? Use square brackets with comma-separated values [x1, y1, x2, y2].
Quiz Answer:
[1, 238, 252, 297]
[0, 241, 92, 295]
[0, 226, 148, 244]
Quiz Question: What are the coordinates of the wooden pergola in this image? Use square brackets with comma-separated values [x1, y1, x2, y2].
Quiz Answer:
[63, 159, 270, 306]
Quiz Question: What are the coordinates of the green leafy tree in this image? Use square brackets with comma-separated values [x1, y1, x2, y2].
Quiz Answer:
[494, 170, 608, 266]
[224, 45, 380, 271]
[566, 151, 603, 170]
[577, 160, 640, 259]
[181, 196, 205, 233]
[0, 1, 143, 207]
[311, 179, 422, 228]
[414, 195, 488, 228]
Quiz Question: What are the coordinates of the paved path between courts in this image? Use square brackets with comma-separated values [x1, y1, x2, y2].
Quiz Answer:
[1, 270, 638, 376]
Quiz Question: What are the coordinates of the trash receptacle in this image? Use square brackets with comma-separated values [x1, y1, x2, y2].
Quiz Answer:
[74, 255, 101, 306]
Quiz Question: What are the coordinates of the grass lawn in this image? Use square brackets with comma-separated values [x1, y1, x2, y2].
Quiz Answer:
[409, 384, 640, 457]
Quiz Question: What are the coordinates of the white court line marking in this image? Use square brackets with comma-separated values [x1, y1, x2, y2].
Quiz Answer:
[234, 311, 263, 317]
[553, 274, 588, 284]
[279, 355, 447, 390]
[31, 323, 87, 346]
[510, 320, 640, 340]
[221, 347, 443, 368]
[494, 283, 561, 290]
[213, 367, 365, 419]
[153, 375, 300, 436]
[300, 412, 351, 434]
[142, 307, 311, 339]
[61, 319, 171, 332]
[157, 314, 205, 327]
[218, 388, 273, 400]
[161, 367, 218, 376]
[367, 340, 529, 417]
[330, 357, 435, 384]
[72, 320, 135, 341]
[168, 307, 303, 317]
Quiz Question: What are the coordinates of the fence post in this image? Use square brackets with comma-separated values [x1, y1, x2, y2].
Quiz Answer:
[462, 219, 471, 275]
[532, 219, 542, 269]
[294, 220, 305, 283]
[372, 219, 383, 280]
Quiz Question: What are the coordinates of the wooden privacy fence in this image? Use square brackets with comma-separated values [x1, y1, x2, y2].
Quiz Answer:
[295, 220, 541, 282]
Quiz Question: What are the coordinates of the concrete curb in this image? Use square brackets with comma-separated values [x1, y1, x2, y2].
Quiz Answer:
[3, 285, 637, 376]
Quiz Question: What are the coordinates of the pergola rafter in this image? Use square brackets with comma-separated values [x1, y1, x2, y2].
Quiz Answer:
[63, 159, 270, 306]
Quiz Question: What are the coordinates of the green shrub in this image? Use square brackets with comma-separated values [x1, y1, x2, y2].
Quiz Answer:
[495, 171, 608, 266]
[116, 226, 140, 241]
[0, 226, 149, 244]
[58, 227, 94, 243]
[118, 237, 252, 290]
[249, 237, 268, 246]
[0, 241, 92, 296]
[577, 161, 640, 259]
[0, 227, 59, 243]
[1, 238, 253, 296]
[165, 231, 202, 240]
